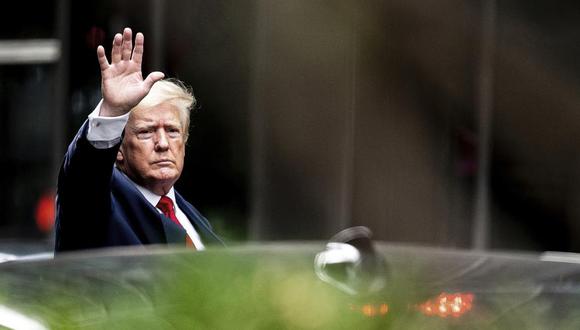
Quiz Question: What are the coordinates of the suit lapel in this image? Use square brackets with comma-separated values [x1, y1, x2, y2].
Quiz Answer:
[113, 169, 187, 244]
[159, 216, 188, 244]
[113, 168, 222, 246]
[175, 192, 225, 246]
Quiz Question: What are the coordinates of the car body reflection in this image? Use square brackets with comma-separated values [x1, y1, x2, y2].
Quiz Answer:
[1, 234, 580, 328]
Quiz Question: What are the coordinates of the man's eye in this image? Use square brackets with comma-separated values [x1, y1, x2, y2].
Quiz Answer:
[137, 131, 153, 139]
[168, 128, 181, 137]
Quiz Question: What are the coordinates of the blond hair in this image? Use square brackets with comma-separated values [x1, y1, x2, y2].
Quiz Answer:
[133, 78, 196, 141]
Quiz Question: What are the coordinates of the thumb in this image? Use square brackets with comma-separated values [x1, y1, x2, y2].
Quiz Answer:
[143, 71, 165, 90]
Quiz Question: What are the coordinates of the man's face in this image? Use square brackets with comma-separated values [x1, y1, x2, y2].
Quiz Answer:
[117, 103, 185, 195]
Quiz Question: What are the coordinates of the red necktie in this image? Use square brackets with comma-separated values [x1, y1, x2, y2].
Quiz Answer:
[156, 195, 180, 226]
[156, 195, 196, 249]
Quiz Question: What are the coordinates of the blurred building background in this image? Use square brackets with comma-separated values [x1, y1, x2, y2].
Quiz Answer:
[1, 0, 580, 252]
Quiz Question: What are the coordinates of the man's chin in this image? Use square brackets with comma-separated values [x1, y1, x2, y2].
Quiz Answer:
[149, 168, 180, 181]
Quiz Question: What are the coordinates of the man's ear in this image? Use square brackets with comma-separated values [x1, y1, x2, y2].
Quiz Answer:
[116, 149, 124, 162]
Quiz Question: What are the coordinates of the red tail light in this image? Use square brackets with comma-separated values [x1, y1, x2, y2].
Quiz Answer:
[417, 292, 474, 318]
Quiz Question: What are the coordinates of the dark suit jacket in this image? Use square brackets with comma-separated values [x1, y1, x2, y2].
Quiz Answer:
[54, 121, 224, 252]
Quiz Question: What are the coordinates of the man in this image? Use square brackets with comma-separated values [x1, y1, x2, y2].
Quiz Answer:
[55, 27, 223, 252]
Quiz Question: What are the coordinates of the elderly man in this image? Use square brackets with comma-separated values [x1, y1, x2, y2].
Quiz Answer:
[55, 27, 223, 252]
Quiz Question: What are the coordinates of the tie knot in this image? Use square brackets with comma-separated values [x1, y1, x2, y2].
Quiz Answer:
[156, 195, 174, 215]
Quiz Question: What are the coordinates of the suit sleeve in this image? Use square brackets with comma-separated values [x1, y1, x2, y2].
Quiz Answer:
[54, 120, 121, 252]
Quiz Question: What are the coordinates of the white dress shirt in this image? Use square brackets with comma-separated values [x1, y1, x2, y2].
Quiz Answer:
[86, 101, 205, 249]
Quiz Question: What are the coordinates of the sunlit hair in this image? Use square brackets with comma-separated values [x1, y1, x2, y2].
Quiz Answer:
[132, 78, 196, 141]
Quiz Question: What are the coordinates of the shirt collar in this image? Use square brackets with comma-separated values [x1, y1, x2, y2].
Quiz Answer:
[117, 169, 176, 207]
[134, 182, 176, 207]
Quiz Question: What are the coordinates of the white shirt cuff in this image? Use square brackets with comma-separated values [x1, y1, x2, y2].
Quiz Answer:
[87, 100, 130, 149]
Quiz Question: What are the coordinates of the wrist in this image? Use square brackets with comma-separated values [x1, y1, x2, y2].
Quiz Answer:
[100, 100, 130, 117]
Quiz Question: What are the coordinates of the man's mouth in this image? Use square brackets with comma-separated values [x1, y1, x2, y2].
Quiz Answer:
[153, 159, 174, 165]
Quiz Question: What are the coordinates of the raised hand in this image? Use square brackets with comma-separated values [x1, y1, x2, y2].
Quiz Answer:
[97, 27, 165, 117]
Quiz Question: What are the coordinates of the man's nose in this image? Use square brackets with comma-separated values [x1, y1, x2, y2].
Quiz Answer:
[154, 130, 170, 151]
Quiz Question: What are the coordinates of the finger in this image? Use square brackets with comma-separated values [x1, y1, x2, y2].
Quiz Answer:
[121, 27, 133, 61]
[143, 71, 165, 90]
[131, 32, 144, 64]
[96, 45, 109, 71]
[111, 33, 122, 63]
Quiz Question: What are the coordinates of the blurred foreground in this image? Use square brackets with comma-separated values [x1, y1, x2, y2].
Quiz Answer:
[2, 238, 580, 329]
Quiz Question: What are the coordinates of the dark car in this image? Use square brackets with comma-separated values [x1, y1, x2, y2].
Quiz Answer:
[1, 227, 580, 329]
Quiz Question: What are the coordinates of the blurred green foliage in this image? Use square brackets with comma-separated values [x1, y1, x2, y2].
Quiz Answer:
[1, 246, 580, 329]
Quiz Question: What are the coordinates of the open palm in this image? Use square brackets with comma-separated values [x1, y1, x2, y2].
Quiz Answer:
[97, 28, 164, 117]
